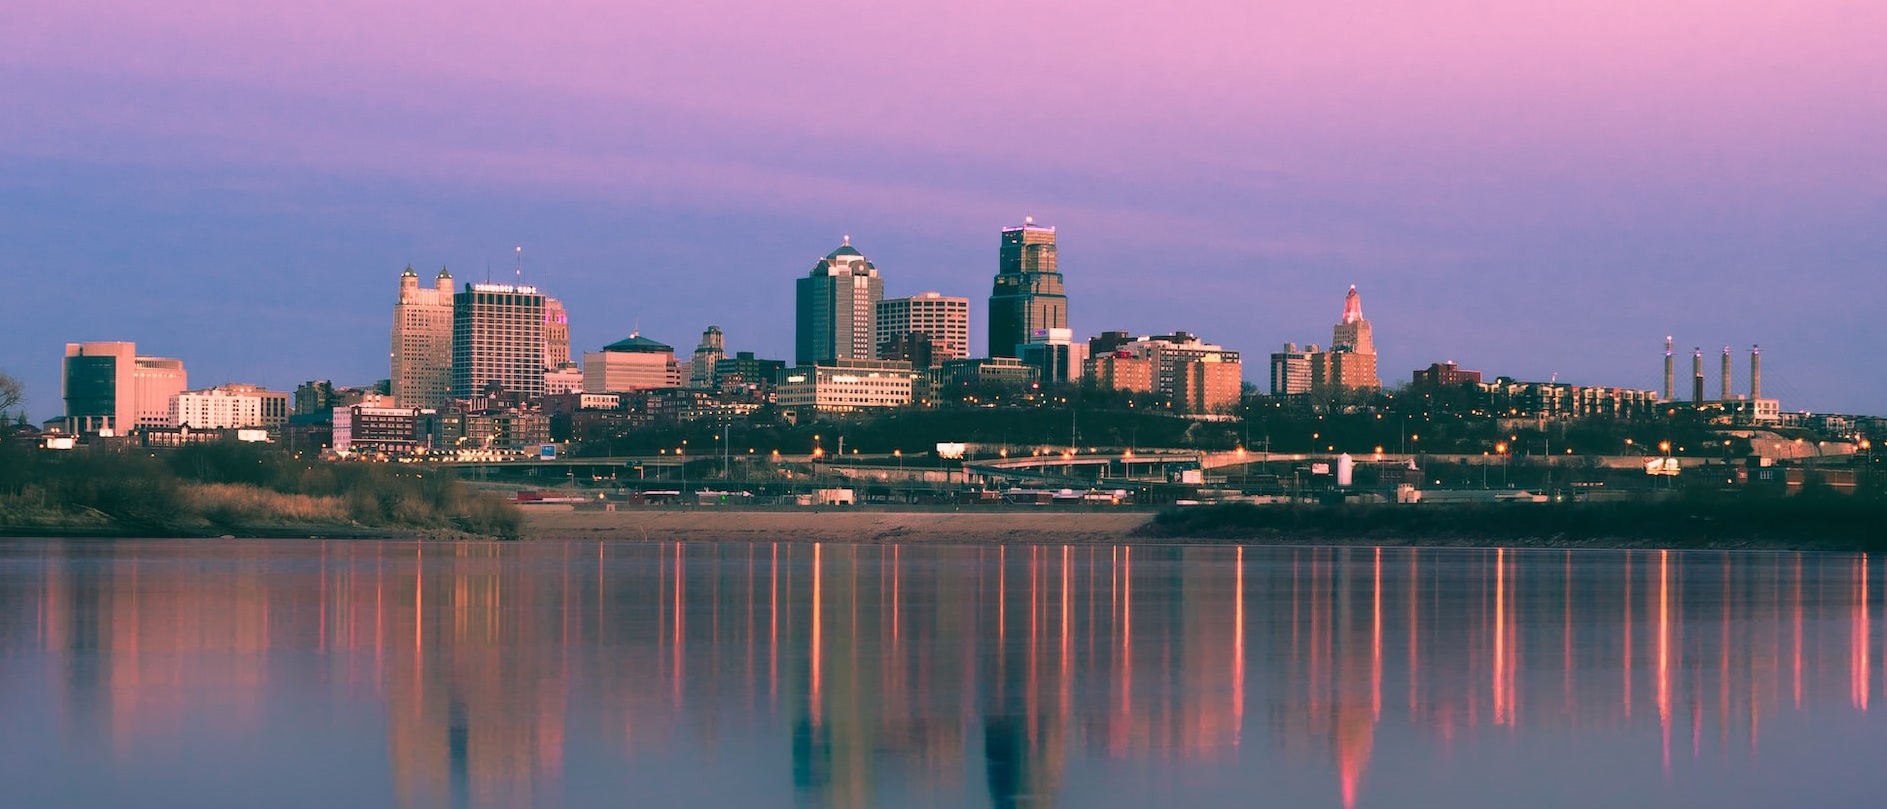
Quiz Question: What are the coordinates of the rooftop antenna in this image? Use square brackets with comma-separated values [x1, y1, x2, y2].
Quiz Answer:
[514, 246, 523, 285]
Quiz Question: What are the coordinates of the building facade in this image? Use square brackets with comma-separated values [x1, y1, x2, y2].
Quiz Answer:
[1085, 353, 1156, 393]
[988, 218, 1067, 358]
[60, 342, 188, 435]
[332, 405, 424, 456]
[391, 266, 455, 409]
[1307, 286, 1381, 394]
[777, 359, 917, 413]
[451, 283, 547, 400]
[935, 357, 1039, 392]
[582, 334, 681, 392]
[170, 384, 289, 429]
[543, 297, 570, 370]
[795, 238, 883, 366]
[1411, 361, 1483, 388]
[713, 351, 786, 390]
[1269, 343, 1314, 396]
[1018, 327, 1086, 384]
[688, 326, 726, 387]
[1172, 356, 1243, 415]
[876, 293, 969, 366]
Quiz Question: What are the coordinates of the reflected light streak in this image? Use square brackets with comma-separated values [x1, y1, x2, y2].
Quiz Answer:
[1494, 549, 1508, 726]
[1793, 554, 1803, 710]
[1061, 545, 1073, 721]
[1121, 546, 1132, 749]
[1658, 550, 1671, 773]
[673, 543, 684, 708]
[811, 542, 822, 728]
[1624, 551, 1633, 717]
[1000, 545, 1007, 643]
[1854, 555, 1869, 712]
[1234, 546, 1245, 748]
[1372, 547, 1382, 721]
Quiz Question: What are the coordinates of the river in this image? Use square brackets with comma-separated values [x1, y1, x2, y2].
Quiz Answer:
[0, 539, 1881, 807]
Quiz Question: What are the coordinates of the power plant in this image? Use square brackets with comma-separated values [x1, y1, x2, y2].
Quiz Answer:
[1659, 339, 1776, 421]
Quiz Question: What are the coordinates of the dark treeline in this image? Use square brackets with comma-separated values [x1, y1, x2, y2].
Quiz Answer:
[0, 439, 521, 539]
[568, 380, 1817, 462]
[1141, 487, 1887, 551]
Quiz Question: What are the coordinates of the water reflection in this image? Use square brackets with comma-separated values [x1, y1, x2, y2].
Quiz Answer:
[2, 540, 1884, 808]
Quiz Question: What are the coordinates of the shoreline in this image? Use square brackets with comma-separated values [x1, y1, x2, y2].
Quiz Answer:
[522, 507, 1154, 544]
[519, 506, 1879, 551]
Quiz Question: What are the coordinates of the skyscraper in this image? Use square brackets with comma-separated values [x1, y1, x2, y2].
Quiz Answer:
[988, 218, 1067, 358]
[391, 266, 455, 409]
[689, 326, 726, 387]
[1309, 286, 1380, 393]
[795, 237, 883, 366]
[543, 297, 570, 370]
[876, 293, 969, 367]
[452, 283, 547, 399]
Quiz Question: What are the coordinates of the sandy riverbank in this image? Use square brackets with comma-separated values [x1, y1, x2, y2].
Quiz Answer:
[522, 507, 1155, 543]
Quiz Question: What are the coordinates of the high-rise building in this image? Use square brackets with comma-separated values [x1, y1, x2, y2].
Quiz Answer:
[795, 237, 883, 366]
[1173, 356, 1243, 415]
[391, 266, 455, 409]
[1086, 352, 1155, 393]
[876, 293, 969, 366]
[582, 333, 682, 392]
[451, 283, 547, 400]
[61, 342, 187, 435]
[988, 218, 1067, 358]
[1307, 286, 1381, 394]
[689, 326, 726, 387]
[543, 297, 570, 370]
[1269, 343, 1314, 396]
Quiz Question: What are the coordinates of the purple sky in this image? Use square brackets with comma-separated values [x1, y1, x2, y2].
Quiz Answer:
[3, 0, 1883, 420]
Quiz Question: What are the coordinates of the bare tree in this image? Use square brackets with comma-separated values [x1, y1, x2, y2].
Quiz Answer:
[0, 370, 22, 419]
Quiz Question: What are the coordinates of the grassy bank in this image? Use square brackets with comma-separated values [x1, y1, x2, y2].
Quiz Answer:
[1139, 493, 1887, 551]
[0, 441, 522, 539]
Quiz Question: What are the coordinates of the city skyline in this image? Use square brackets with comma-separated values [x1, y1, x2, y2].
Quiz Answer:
[3, 1, 1884, 420]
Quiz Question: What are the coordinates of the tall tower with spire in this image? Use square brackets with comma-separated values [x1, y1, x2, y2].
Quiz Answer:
[795, 236, 884, 366]
[1312, 285, 1380, 393]
[390, 265, 455, 408]
[987, 217, 1067, 358]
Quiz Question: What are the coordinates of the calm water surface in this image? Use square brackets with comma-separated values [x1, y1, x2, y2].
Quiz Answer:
[1, 539, 1883, 808]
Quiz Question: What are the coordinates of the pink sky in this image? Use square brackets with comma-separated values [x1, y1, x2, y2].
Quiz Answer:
[2, 0, 1884, 415]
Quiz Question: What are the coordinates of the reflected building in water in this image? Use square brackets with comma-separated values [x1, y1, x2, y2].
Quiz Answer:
[6, 540, 1886, 809]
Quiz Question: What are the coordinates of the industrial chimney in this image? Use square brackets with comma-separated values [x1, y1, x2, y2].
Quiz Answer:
[1751, 345, 1762, 400]
[1663, 336, 1674, 401]
[1691, 348, 1704, 404]
[1721, 346, 1732, 401]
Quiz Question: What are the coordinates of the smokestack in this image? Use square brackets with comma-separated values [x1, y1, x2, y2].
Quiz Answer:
[1691, 348, 1704, 405]
[1721, 346, 1732, 401]
[1751, 345, 1762, 400]
[1663, 336, 1674, 401]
